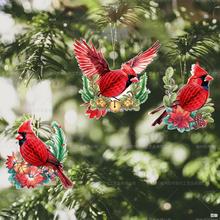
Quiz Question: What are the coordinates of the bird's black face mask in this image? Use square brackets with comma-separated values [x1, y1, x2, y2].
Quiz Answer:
[16, 132, 26, 146]
[201, 75, 209, 90]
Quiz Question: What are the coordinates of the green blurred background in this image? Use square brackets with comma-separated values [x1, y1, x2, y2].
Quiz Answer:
[0, 0, 219, 219]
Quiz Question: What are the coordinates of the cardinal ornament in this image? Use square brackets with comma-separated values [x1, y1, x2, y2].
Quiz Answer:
[6, 119, 73, 189]
[150, 63, 214, 133]
[74, 39, 160, 119]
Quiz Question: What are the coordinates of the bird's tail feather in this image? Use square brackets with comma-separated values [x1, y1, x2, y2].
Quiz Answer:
[149, 105, 165, 115]
[56, 167, 73, 189]
[152, 110, 167, 126]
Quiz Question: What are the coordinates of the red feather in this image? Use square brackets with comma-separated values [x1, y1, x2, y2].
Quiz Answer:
[177, 83, 208, 112]
[20, 137, 48, 166]
[190, 62, 208, 77]
[98, 70, 128, 97]
[74, 40, 109, 78]
[125, 41, 160, 74]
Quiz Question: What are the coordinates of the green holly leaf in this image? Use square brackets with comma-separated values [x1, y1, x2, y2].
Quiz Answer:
[162, 76, 169, 85]
[206, 116, 214, 123]
[46, 121, 68, 163]
[170, 93, 177, 103]
[199, 106, 215, 113]
[161, 67, 179, 108]
[163, 95, 171, 107]
[80, 76, 95, 102]
[79, 90, 91, 102]
[171, 85, 178, 92]
[139, 92, 149, 104]
[165, 67, 174, 78]
[164, 85, 172, 90]
[135, 73, 149, 104]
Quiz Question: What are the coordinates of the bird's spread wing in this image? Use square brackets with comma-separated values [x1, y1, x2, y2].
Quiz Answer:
[125, 41, 160, 74]
[74, 39, 110, 78]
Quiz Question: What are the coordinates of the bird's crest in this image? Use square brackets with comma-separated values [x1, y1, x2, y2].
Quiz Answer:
[18, 120, 33, 133]
[190, 62, 208, 77]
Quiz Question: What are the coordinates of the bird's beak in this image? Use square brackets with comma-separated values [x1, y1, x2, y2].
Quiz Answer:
[205, 75, 213, 82]
[16, 134, 23, 140]
[129, 72, 137, 77]
[131, 77, 139, 83]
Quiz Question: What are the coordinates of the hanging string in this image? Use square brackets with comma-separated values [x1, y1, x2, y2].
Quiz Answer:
[110, 22, 117, 68]
[180, 36, 187, 84]
[183, 36, 187, 84]
[179, 56, 183, 83]
[109, 2, 118, 68]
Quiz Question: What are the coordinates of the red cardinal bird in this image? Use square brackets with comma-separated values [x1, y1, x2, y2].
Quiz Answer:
[16, 120, 73, 188]
[150, 62, 213, 126]
[74, 39, 160, 97]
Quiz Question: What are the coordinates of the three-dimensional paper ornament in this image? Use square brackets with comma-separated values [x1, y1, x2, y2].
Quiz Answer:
[74, 39, 160, 119]
[6, 118, 73, 189]
[150, 63, 214, 133]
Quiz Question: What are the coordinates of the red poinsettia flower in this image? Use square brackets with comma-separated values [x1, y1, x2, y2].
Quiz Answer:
[168, 106, 194, 129]
[86, 107, 107, 119]
[15, 166, 45, 188]
[6, 153, 17, 169]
